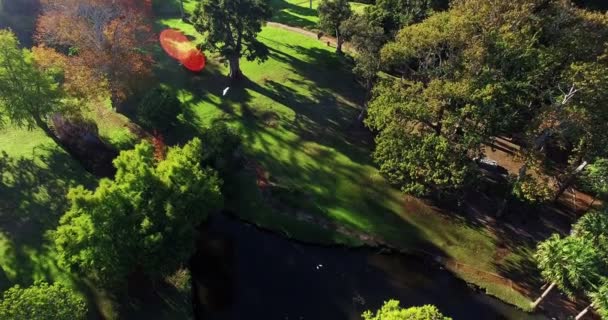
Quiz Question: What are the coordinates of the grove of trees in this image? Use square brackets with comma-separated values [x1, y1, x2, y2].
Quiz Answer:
[364, 0, 608, 199]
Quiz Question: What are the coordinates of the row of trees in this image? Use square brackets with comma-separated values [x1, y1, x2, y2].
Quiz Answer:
[339, 0, 608, 202]
[533, 208, 608, 318]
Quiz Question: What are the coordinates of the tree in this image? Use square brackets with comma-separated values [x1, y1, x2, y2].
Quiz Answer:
[0, 282, 87, 320]
[318, 0, 352, 54]
[340, 13, 387, 121]
[36, 0, 154, 108]
[531, 234, 603, 309]
[52, 138, 223, 287]
[580, 159, 608, 208]
[590, 280, 608, 319]
[362, 300, 451, 320]
[191, 0, 272, 80]
[0, 29, 67, 146]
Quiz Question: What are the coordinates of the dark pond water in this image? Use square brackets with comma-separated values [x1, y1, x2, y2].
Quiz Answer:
[190, 214, 547, 320]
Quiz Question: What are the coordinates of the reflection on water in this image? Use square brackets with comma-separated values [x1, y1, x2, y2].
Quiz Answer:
[191, 213, 546, 320]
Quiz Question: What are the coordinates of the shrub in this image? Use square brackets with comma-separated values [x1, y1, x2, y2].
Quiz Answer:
[199, 122, 243, 172]
[135, 86, 181, 132]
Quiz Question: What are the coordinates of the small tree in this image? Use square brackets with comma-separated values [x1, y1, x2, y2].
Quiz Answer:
[0, 29, 66, 145]
[191, 0, 272, 80]
[362, 300, 451, 320]
[0, 282, 87, 320]
[318, 0, 352, 54]
[52, 138, 223, 287]
[531, 234, 603, 310]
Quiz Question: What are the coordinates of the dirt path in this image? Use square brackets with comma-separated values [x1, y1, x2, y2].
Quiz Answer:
[266, 22, 356, 54]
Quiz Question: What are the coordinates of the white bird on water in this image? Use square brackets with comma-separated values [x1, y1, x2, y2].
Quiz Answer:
[223, 87, 230, 96]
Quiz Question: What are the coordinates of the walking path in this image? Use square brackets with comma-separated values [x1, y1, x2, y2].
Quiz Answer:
[266, 22, 356, 53]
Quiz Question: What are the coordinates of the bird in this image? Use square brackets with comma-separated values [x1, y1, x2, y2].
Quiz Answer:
[223, 87, 230, 96]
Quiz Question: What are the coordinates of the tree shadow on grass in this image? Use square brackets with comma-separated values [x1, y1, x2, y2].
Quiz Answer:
[269, 0, 319, 29]
[0, 145, 95, 290]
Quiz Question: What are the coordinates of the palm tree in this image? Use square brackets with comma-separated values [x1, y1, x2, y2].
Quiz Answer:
[531, 235, 602, 310]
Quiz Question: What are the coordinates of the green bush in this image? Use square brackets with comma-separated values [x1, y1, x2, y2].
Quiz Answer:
[199, 122, 243, 172]
[135, 86, 182, 132]
[0, 282, 87, 320]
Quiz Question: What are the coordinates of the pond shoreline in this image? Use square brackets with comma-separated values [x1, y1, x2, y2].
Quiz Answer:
[214, 210, 544, 318]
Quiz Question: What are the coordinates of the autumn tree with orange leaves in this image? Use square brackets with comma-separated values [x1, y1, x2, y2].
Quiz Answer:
[35, 0, 154, 109]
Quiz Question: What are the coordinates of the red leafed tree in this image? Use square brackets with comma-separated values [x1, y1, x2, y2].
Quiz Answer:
[35, 0, 155, 109]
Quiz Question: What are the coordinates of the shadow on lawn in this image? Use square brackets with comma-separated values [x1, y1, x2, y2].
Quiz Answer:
[0, 146, 94, 289]
[269, 0, 319, 29]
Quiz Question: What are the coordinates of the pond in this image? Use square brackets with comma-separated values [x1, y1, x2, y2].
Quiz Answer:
[190, 213, 547, 320]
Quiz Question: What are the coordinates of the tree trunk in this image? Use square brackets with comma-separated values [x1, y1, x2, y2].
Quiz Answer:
[553, 161, 588, 202]
[530, 282, 556, 310]
[335, 28, 343, 54]
[33, 113, 65, 150]
[309, 0, 312, 9]
[228, 56, 242, 81]
[575, 302, 594, 320]
[179, 0, 185, 18]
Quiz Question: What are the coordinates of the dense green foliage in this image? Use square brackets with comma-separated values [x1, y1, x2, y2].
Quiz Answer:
[52, 138, 223, 286]
[135, 86, 182, 132]
[0, 282, 87, 320]
[367, 0, 608, 197]
[318, 0, 352, 53]
[580, 159, 608, 201]
[365, 0, 435, 36]
[362, 300, 451, 320]
[535, 234, 603, 296]
[0, 29, 65, 139]
[191, 0, 272, 79]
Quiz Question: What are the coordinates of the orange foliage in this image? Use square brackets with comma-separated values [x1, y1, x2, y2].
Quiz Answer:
[32, 46, 110, 102]
[36, 0, 155, 105]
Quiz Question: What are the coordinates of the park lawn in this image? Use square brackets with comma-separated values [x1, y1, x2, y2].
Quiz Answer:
[0, 126, 94, 303]
[176, 0, 369, 30]
[155, 9, 534, 310]
[269, 0, 370, 29]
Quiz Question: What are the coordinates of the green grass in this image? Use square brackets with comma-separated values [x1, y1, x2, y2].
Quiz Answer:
[269, 0, 370, 29]
[173, 0, 369, 30]
[155, 9, 533, 309]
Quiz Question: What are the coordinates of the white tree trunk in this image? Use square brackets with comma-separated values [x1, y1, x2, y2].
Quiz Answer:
[575, 302, 594, 320]
[530, 282, 556, 310]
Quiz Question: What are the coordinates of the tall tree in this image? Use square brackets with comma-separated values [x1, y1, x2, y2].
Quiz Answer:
[362, 300, 451, 320]
[35, 0, 154, 109]
[52, 138, 223, 287]
[0, 282, 87, 320]
[318, 0, 352, 54]
[191, 0, 272, 80]
[340, 13, 387, 121]
[0, 29, 66, 146]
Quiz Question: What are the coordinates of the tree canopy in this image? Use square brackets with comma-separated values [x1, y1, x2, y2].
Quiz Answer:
[366, 0, 608, 197]
[35, 0, 154, 106]
[0, 29, 66, 141]
[0, 282, 87, 320]
[52, 138, 223, 286]
[191, 0, 272, 79]
[362, 300, 451, 320]
[318, 0, 352, 54]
